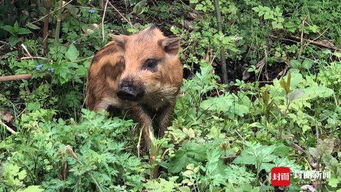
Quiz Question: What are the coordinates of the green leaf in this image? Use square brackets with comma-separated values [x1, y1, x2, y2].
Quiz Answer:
[304, 85, 334, 99]
[272, 21, 283, 29]
[302, 59, 313, 69]
[307, 25, 319, 33]
[290, 60, 301, 68]
[65, 44, 79, 62]
[9, 36, 19, 47]
[333, 51, 341, 58]
[1, 25, 15, 35]
[280, 78, 290, 94]
[165, 142, 207, 173]
[17, 169, 27, 180]
[179, 186, 191, 192]
[277, 17, 285, 22]
[200, 94, 234, 113]
[27, 102, 41, 111]
[287, 71, 303, 89]
[133, 0, 147, 15]
[17, 185, 44, 192]
[264, 12, 273, 20]
[233, 104, 250, 116]
[224, 165, 255, 184]
[252, 7, 260, 12]
[261, 89, 270, 104]
[233, 143, 277, 166]
[287, 89, 304, 102]
[328, 178, 339, 188]
[195, 4, 205, 11]
[26, 23, 41, 30]
[17, 28, 32, 35]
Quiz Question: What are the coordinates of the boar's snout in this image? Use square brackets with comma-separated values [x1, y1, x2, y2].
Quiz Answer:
[117, 78, 145, 101]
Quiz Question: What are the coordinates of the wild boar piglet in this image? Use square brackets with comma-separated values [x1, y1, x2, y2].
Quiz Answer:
[86, 26, 183, 149]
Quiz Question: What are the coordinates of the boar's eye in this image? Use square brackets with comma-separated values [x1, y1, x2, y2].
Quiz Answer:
[142, 59, 159, 72]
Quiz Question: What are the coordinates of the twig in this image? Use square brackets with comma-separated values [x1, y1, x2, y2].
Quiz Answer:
[107, 1, 133, 27]
[21, 44, 32, 57]
[258, 81, 273, 83]
[21, 56, 49, 60]
[312, 27, 329, 41]
[0, 74, 32, 82]
[101, 0, 109, 42]
[276, 64, 290, 79]
[60, 162, 68, 192]
[137, 124, 143, 158]
[270, 34, 340, 51]
[0, 40, 7, 50]
[289, 35, 340, 51]
[234, 129, 245, 142]
[298, 18, 306, 58]
[26, 0, 73, 26]
[17, 109, 26, 119]
[256, 57, 266, 80]
[269, 35, 297, 44]
[213, 0, 228, 83]
[161, 148, 171, 159]
[43, 0, 52, 55]
[291, 143, 306, 154]
[0, 120, 17, 134]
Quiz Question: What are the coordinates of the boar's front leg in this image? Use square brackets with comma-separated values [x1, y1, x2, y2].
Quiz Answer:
[131, 105, 155, 152]
[132, 105, 160, 178]
[157, 101, 175, 138]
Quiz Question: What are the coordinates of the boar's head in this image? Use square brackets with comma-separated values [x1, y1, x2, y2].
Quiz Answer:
[110, 26, 183, 108]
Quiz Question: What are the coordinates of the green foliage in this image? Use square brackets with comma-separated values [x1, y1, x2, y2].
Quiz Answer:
[252, 6, 284, 29]
[0, 22, 31, 46]
[200, 93, 251, 118]
[1, 0, 340, 191]
[0, 110, 144, 191]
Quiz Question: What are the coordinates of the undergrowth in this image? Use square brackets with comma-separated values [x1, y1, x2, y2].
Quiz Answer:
[0, 0, 340, 191]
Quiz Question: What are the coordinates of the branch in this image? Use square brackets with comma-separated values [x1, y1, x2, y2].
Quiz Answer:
[289, 35, 340, 51]
[291, 142, 306, 154]
[26, 0, 73, 26]
[0, 74, 32, 82]
[270, 34, 340, 51]
[213, 0, 228, 83]
[21, 44, 32, 57]
[107, 2, 133, 27]
[0, 120, 17, 134]
[21, 56, 49, 60]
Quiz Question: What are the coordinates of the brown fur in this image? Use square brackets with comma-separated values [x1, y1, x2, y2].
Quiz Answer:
[86, 27, 183, 149]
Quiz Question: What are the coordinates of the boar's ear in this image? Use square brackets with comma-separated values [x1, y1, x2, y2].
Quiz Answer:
[109, 34, 127, 49]
[160, 37, 180, 55]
